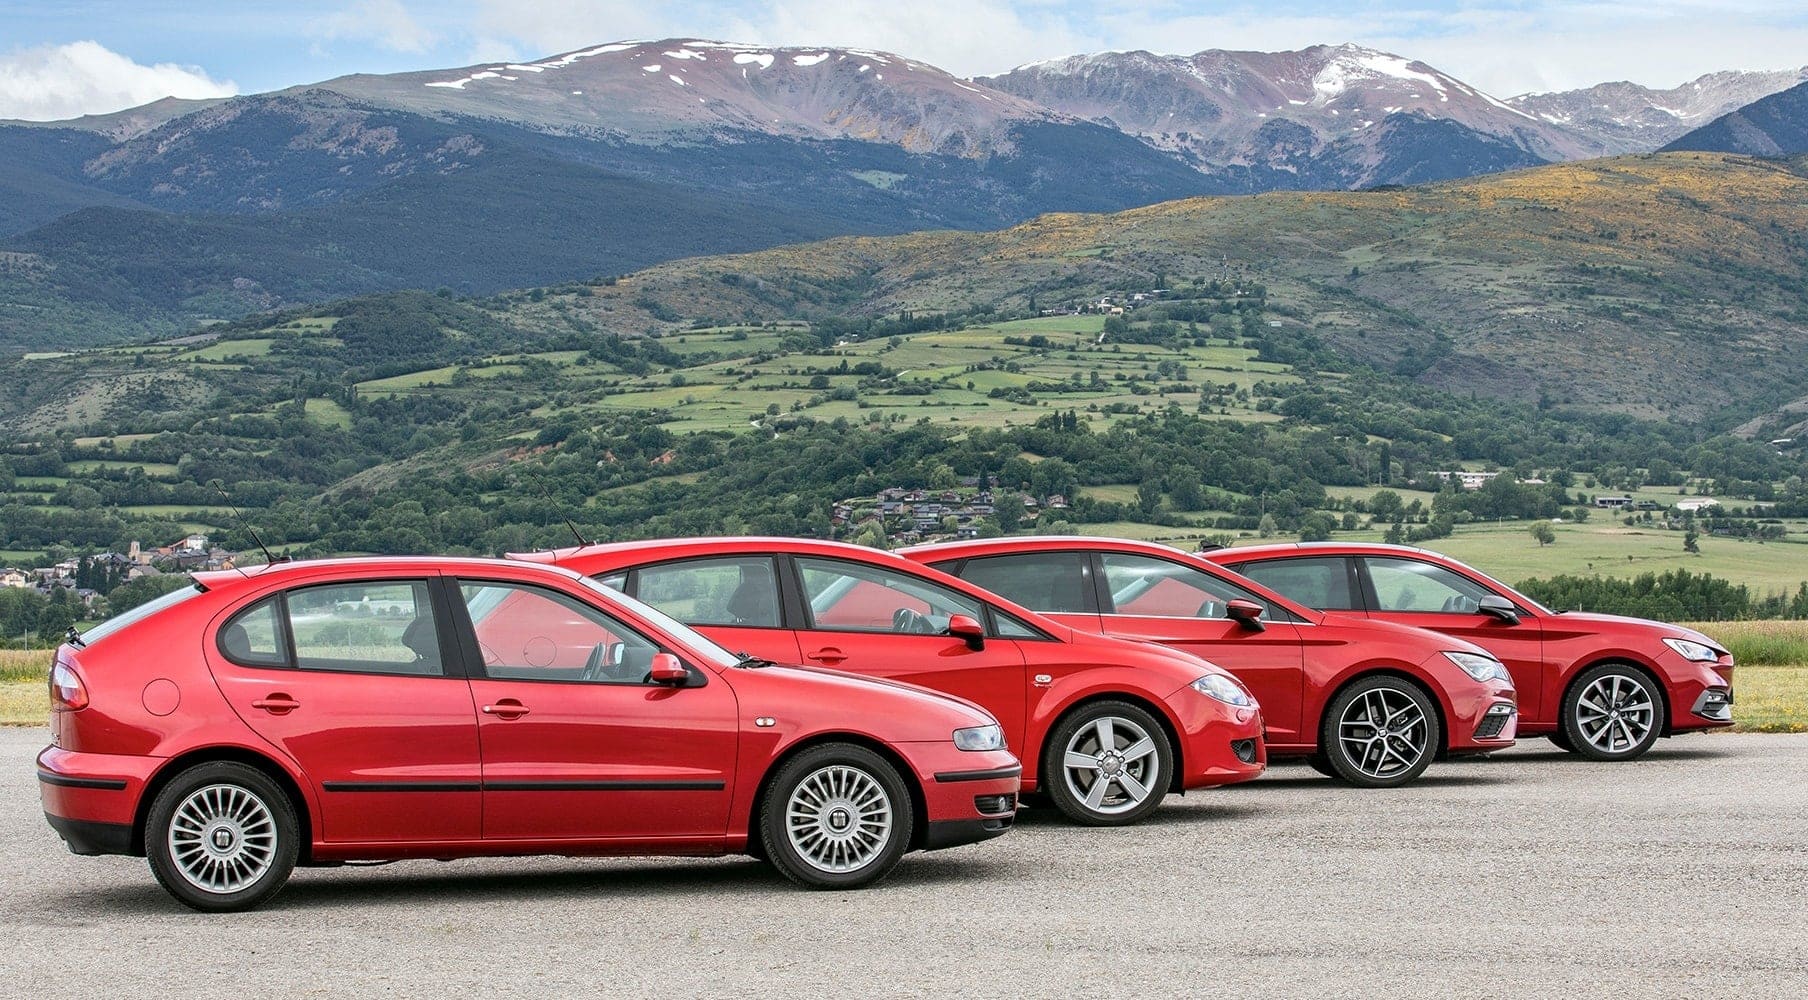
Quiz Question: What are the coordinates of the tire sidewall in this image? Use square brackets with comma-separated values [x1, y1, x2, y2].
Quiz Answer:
[759, 743, 912, 889]
[1561, 663, 1666, 761]
[1319, 676, 1441, 789]
[146, 762, 299, 913]
[1040, 700, 1174, 827]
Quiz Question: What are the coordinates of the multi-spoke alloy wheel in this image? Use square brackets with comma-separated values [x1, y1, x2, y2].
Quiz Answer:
[785, 765, 894, 874]
[146, 762, 298, 912]
[761, 744, 911, 889]
[1319, 677, 1440, 788]
[1561, 664, 1665, 761]
[1043, 701, 1173, 825]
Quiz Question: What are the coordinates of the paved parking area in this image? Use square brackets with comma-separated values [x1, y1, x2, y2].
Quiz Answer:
[4, 727, 1805, 998]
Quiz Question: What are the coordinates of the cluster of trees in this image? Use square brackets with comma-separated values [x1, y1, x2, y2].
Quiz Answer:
[1517, 569, 1808, 622]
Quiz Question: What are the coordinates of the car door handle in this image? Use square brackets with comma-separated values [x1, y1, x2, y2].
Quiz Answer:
[481, 699, 530, 719]
[251, 694, 299, 714]
[806, 648, 847, 665]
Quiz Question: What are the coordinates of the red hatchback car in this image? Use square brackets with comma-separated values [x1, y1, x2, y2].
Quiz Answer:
[1203, 542, 1736, 760]
[39, 556, 1021, 911]
[523, 538, 1267, 827]
[904, 537, 1519, 788]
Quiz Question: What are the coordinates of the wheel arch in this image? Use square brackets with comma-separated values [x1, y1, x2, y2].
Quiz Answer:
[132, 746, 315, 861]
[746, 733, 931, 853]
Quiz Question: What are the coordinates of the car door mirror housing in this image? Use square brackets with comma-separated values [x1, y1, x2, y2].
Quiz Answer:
[648, 652, 689, 685]
[1225, 599, 1267, 632]
[946, 614, 986, 650]
[1477, 595, 1520, 624]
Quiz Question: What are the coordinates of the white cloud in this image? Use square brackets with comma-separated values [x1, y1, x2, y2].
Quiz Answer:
[312, 0, 439, 55]
[0, 40, 237, 122]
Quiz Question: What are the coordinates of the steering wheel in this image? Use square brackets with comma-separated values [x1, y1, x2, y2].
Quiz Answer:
[580, 642, 610, 682]
[892, 608, 935, 634]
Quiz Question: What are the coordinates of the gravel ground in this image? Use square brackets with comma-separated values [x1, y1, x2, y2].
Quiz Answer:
[4, 728, 1805, 998]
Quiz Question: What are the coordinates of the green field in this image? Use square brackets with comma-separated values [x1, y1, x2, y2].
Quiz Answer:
[303, 398, 353, 428]
[64, 459, 181, 477]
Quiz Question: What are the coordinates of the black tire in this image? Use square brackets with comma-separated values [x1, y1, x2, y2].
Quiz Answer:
[1306, 753, 1337, 778]
[1319, 676, 1441, 789]
[1560, 663, 1665, 761]
[759, 743, 912, 889]
[145, 762, 299, 913]
[1041, 700, 1173, 826]
[1548, 729, 1577, 753]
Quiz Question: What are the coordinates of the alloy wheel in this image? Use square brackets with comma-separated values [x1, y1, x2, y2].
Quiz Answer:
[784, 764, 895, 874]
[167, 783, 279, 895]
[1061, 715, 1161, 816]
[1337, 687, 1431, 780]
[1575, 673, 1656, 755]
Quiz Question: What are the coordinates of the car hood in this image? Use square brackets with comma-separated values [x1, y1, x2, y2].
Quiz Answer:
[758, 661, 1000, 728]
[1333, 615, 1499, 659]
[1544, 611, 1727, 653]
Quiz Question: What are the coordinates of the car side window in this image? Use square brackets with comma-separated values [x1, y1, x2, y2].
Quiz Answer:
[1364, 557, 1496, 614]
[285, 580, 444, 676]
[796, 557, 984, 634]
[218, 597, 288, 668]
[1098, 552, 1280, 620]
[459, 580, 663, 685]
[1235, 558, 1360, 611]
[951, 553, 1093, 615]
[632, 557, 781, 628]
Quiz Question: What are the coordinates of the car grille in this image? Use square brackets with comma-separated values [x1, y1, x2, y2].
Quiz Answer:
[974, 793, 1017, 816]
[1474, 704, 1516, 740]
[1231, 739, 1258, 764]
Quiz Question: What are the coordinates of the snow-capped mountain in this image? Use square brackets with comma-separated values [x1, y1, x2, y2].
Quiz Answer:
[1663, 80, 1808, 156]
[1508, 68, 1808, 155]
[979, 44, 1583, 186]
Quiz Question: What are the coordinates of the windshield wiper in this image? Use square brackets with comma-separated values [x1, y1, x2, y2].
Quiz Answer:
[735, 652, 777, 669]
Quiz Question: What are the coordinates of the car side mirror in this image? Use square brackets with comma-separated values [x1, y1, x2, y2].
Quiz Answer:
[946, 614, 986, 650]
[1477, 595, 1520, 625]
[648, 652, 689, 685]
[1225, 599, 1266, 632]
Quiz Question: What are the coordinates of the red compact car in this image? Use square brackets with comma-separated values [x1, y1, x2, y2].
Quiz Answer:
[521, 538, 1266, 827]
[1203, 542, 1735, 760]
[39, 556, 1022, 911]
[903, 537, 1519, 788]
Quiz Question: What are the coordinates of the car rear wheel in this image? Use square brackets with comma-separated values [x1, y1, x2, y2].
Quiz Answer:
[1548, 730, 1577, 752]
[1319, 676, 1440, 788]
[1561, 664, 1665, 761]
[146, 762, 298, 913]
[760, 743, 912, 889]
[1043, 700, 1173, 826]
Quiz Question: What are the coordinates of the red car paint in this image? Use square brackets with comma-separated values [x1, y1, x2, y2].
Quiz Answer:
[1203, 542, 1734, 751]
[39, 556, 1019, 905]
[901, 537, 1519, 774]
[521, 538, 1266, 821]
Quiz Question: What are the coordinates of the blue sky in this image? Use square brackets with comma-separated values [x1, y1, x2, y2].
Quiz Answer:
[4, 1, 1808, 120]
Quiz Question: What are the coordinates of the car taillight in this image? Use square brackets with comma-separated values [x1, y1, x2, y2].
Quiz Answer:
[50, 661, 88, 711]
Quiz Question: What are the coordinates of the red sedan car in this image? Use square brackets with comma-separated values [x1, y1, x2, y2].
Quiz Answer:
[903, 537, 1518, 788]
[522, 538, 1266, 827]
[39, 556, 1021, 911]
[1203, 542, 1736, 760]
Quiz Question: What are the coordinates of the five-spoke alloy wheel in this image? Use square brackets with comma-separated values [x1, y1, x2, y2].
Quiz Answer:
[761, 743, 911, 889]
[1043, 700, 1173, 826]
[146, 762, 298, 912]
[1560, 664, 1665, 761]
[1319, 676, 1440, 788]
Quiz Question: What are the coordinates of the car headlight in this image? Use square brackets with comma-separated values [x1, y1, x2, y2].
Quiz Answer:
[1191, 673, 1253, 707]
[953, 724, 1005, 751]
[1444, 651, 1512, 685]
[1662, 637, 1722, 662]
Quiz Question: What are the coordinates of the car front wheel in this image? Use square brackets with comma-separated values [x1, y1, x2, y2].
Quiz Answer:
[760, 743, 912, 889]
[1319, 676, 1440, 788]
[1043, 700, 1173, 826]
[145, 762, 299, 913]
[1561, 664, 1665, 761]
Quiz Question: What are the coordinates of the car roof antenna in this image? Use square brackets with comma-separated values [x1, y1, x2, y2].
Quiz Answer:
[214, 483, 289, 567]
[563, 516, 591, 548]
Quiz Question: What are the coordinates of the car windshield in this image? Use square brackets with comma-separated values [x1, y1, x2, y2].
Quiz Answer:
[80, 583, 205, 647]
[575, 574, 740, 669]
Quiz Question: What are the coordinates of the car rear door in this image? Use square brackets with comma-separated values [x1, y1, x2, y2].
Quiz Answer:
[205, 575, 483, 845]
[786, 555, 1029, 751]
[452, 577, 738, 846]
[605, 556, 804, 666]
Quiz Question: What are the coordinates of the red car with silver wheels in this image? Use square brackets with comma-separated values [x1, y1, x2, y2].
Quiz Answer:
[521, 537, 1266, 827]
[39, 556, 1020, 911]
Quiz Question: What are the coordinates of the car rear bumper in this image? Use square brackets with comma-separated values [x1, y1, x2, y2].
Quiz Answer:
[38, 746, 160, 858]
[1166, 690, 1267, 789]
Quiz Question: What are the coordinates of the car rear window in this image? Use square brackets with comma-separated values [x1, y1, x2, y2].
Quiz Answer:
[81, 584, 205, 646]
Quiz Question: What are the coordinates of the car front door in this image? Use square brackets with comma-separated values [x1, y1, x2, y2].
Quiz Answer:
[205, 576, 483, 845]
[1354, 556, 1548, 720]
[454, 578, 738, 846]
[788, 555, 1029, 752]
[1088, 552, 1308, 744]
